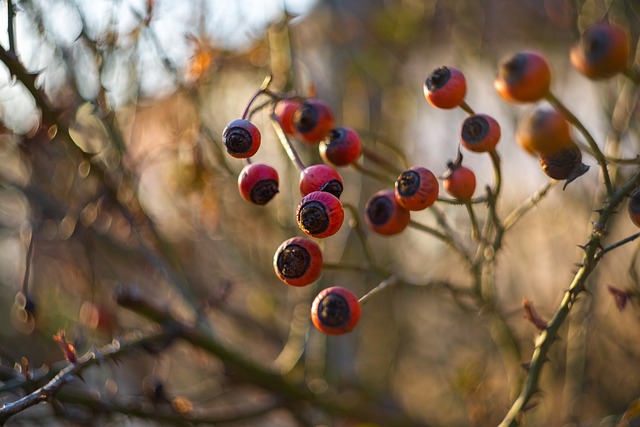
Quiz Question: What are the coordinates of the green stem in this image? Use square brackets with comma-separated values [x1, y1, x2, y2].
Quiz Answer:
[465, 201, 480, 241]
[459, 100, 475, 115]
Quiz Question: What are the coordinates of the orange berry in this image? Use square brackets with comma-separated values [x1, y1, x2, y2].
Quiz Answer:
[311, 286, 361, 335]
[423, 66, 467, 109]
[570, 23, 630, 79]
[516, 107, 572, 156]
[395, 167, 439, 211]
[443, 162, 476, 201]
[460, 114, 501, 153]
[628, 189, 640, 228]
[364, 189, 411, 235]
[495, 51, 551, 103]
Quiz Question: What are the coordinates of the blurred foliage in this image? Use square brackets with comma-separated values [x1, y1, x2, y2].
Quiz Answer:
[0, 0, 639, 426]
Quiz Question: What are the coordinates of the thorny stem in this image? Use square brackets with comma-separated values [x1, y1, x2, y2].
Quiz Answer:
[596, 232, 640, 259]
[545, 91, 614, 195]
[499, 170, 640, 427]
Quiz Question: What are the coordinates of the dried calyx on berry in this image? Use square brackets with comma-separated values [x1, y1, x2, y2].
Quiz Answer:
[395, 167, 439, 211]
[539, 144, 589, 189]
[293, 99, 335, 144]
[311, 286, 361, 335]
[296, 191, 344, 238]
[237, 163, 279, 205]
[222, 119, 261, 158]
[365, 189, 410, 235]
[319, 127, 363, 166]
[460, 114, 501, 153]
[274, 237, 323, 287]
[423, 66, 467, 109]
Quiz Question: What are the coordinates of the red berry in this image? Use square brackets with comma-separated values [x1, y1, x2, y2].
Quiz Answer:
[296, 191, 344, 238]
[539, 143, 589, 189]
[395, 167, 439, 211]
[365, 189, 411, 235]
[222, 119, 261, 158]
[311, 286, 361, 335]
[460, 114, 501, 153]
[237, 163, 279, 205]
[516, 107, 572, 156]
[300, 164, 344, 198]
[628, 189, 640, 228]
[495, 51, 551, 103]
[293, 99, 335, 144]
[273, 237, 323, 287]
[319, 127, 363, 166]
[443, 162, 476, 201]
[274, 98, 301, 135]
[423, 66, 467, 109]
[570, 23, 630, 79]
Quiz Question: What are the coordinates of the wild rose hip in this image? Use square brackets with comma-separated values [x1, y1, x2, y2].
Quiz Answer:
[423, 66, 467, 109]
[237, 163, 279, 205]
[443, 162, 476, 201]
[365, 189, 410, 235]
[539, 143, 589, 189]
[300, 164, 344, 198]
[570, 23, 630, 79]
[293, 99, 335, 144]
[516, 107, 572, 156]
[222, 119, 261, 158]
[273, 237, 323, 287]
[311, 286, 361, 335]
[296, 191, 344, 238]
[395, 167, 439, 211]
[460, 114, 501, 153]
[628, 190, 640, 228]
[274, 98, 301, 135]
[319, 127, 363, 167]
[495, 51, 551, 103]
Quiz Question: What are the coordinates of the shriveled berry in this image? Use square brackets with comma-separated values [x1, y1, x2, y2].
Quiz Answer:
[273, 237, 323, 287]
[237, 163, 279, 205]
[570, 23, 630, 79]
[365, 189, 410, 235]
[424, 66, 467, 109]
[274, 98, 301, 135]
[460, 114, 501, 153]
[443, 162, 476, 201]
[516, 107, 572, 156]
[296, 191, 344, 238]
[311, 286, 361, 335]
[222, 119, 261, 158]
[628, 189, 640, 228]
[300, 164, 344, 198]
[293, 99, 335, 144]
[319, 127, 363, 166]
[495, 51, 551, 103]
[395, 167, 439, 211]
[539, 143, 589, 189]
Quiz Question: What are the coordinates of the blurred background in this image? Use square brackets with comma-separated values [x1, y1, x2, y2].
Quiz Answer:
[0, 0, 639, 425]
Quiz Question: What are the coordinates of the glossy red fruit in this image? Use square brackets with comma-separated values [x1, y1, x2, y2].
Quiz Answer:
[300, 164, 344, 199]
[443, 162, 476, 201]
[423, 66, 467, 109]
[222, 119, 261, 158]
[311, 286, 361, 335]
[460, 114, 501, 153]
[319, 127, 363, 166]
[395, 167, 439, 211]
[293, 99, 335, 144]
[495, 51, 551, 103]
[274, 98, 301, 135]
[570, 23, 630, 79]
[628, 189, 640, 228]
[237, 163, 279, 205]
[516, 107, 572, 156]
[296, 191, 344, 238]
[273, 237, 323, 287]
[539, 143, 589, 189]
[365, 189, 411, 235]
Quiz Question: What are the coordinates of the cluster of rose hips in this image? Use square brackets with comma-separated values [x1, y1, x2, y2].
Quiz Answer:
[222, 21, 639, 335]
